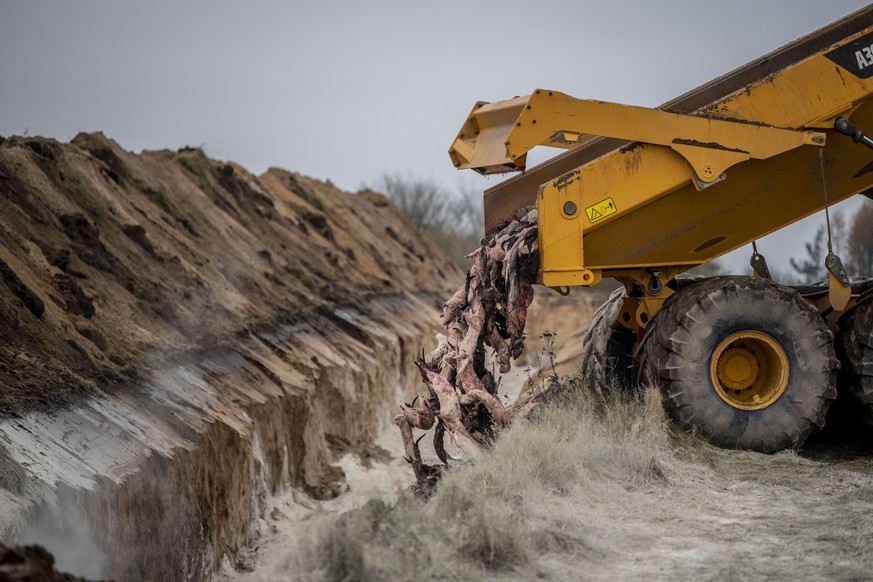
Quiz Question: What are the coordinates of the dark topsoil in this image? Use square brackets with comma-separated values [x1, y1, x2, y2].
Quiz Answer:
[0, 543, 97, 581]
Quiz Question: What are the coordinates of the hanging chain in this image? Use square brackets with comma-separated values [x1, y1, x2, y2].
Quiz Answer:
[818, 147, 834, 254]
[819, 147, 850, 287]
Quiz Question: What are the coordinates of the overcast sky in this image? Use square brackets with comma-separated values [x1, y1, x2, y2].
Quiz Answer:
[1, 1, 871, 274]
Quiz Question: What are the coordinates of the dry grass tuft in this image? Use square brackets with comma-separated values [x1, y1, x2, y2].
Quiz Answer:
[277, 372, 873, 581]
[290, 379, 704, 580]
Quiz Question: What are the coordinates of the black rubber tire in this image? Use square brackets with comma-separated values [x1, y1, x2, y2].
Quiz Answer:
[835, 291, 873, 426]
[641, 276, 838, 453]
[581, 287, 637, 396]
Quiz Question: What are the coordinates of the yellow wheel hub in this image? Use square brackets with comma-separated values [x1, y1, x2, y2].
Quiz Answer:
[710, 331, 789, 410]
[717, 348, 760, 390]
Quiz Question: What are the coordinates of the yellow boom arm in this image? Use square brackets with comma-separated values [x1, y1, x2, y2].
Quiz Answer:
[449, 91, 825, 188]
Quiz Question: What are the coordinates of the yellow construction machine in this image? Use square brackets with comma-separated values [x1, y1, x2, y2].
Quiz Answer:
[450, 7, 873, 452]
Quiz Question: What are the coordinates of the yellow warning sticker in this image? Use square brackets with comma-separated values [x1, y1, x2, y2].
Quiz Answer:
[585, 197, 617, 223]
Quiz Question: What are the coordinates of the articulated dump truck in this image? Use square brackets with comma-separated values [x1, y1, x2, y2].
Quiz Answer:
[449, 7, 873, 453]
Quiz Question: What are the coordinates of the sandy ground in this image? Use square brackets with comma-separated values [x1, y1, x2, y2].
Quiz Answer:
[583, 446, 873, 580]
[215, 422, 412, 582]
[217, 284, 873, 581]
[222, 415, 873, 582]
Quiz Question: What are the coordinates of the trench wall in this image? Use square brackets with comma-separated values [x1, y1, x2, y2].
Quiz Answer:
[0, 294, 439, 580]
[0, 131, 458, 580]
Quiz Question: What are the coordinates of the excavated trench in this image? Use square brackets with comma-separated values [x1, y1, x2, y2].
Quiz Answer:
[2, 294, 442, 580]
[0, 133, 460, 580]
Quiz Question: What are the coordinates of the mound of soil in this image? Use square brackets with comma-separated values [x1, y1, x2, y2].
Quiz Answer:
[0, 133, 459, 417]
[0, 132, 463, 580]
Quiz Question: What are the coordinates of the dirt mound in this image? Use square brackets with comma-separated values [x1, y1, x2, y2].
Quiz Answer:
[0, 133, 458, 416]
[0, 132, 460, 579]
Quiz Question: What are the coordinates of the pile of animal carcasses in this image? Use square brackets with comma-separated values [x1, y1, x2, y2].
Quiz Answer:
[394, 207, 539, 494]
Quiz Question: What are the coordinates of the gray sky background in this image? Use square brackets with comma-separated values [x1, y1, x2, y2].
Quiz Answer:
[1, 0, 871, 274]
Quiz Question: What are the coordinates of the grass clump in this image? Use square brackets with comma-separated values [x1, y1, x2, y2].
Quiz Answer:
[13, 193, 40, 220]
[288, 175, 326, 212]
[291, 382, 694, 580]
[175, 149, 211, 183]
[89, 146, 133, 185]
[73, 184, 104, 222]
[148, 187, 173, 214]
[287, 264, 316, 291]
[175, 149, 239, 219]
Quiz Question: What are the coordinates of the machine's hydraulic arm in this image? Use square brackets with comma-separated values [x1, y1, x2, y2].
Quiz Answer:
[835, 115, 873, 150]
[450, 91, 825, 189]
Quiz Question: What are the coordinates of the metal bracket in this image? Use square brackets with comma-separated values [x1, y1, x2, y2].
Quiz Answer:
[690, 171, 726, 190]
[825, 252, 850, 286]
[646, 270, 663, 295]
[750, 242, 771, 279]
[616, 268, 683, 330]
[825, 251, 851, 311]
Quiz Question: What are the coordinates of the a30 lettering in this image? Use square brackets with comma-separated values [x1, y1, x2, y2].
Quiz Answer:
[855, 45, 873, 69]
